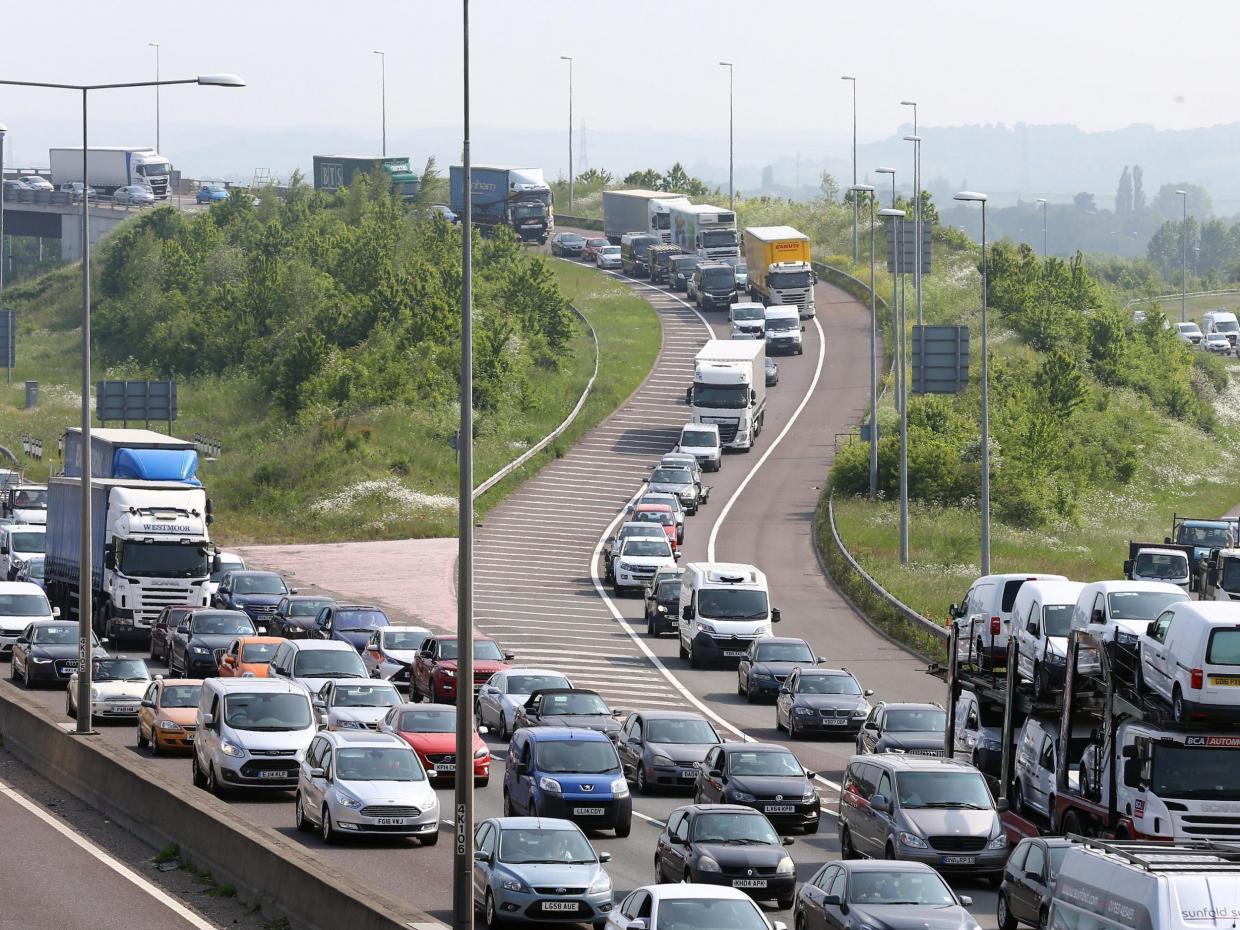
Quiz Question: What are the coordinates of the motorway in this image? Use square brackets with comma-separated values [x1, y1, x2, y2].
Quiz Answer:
[0, 256, 997, 929]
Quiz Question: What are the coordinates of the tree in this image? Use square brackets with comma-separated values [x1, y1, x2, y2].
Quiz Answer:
[1034, 350, 1087, 417]
[1115, 166, 1132, 228]
[1132, 165, 1146, 213]
[622, 168, 663, 189]
[575, 167, 612, 187]
[818, 171, 840, 202]
[660, 162, 709, 197]
[1151, 183, 1212, 221]
[1073, 192, 1097, 212]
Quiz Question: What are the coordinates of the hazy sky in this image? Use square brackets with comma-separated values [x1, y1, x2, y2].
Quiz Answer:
[1, 0, 1236, 178]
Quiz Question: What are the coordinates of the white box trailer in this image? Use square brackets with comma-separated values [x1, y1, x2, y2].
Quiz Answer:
[602, 190, 689, 244]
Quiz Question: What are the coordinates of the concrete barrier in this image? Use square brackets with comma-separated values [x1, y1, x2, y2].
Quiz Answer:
[556, 214, 604, 231]
[0, 684, 446, 930]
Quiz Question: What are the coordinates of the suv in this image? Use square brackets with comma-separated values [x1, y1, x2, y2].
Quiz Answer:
[411, 634, 514, 704]
[212, 570, 294, 627]
[502, 727, 632, 836]
[688, 262, 737, 310]
[267, 639, 368, 694]
[313, 603, 390, 651]
[838, 755, 1008, 882]
[167, 609, 256, 678]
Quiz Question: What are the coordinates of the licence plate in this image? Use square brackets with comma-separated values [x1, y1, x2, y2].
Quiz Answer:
[822, 718, 848, 726]
[435, 763, 455, 773]
[942, 856, 976, 865]
[723, 650, 746, 657]
[258, 770, 286, 779]
[733, 879, 767, 889]
[765, 804, 795, 814]
[679, 770, 697, 778]
[185, 734, 195, 742]
[375, 817, 409, 826]
[543, 902, 579, 912]
[1211, 676, 1240, 686]
[574, 807, 605, 816]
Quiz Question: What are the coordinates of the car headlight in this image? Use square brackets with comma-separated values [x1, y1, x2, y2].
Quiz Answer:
[90, 688, 99, 699]
[474, 748, 490, 760]
[795, 707, 816, 716]
[337, 719, 364, 729]
[191, 645, 210, 655]
[696, 622, 716, 635]
[899, 831, 929, 849]
[501, 877, 530, 893]
[851, 708, 868, 717]
[776, 856, 795, 875]
[588, 871, 612, 893]
[610, 776, 629, 797]
[697, 856, 721, 873]
[1116, 631, 1138, 645]
[334, 790, 360, 809]
[441, 669, 456, 678]
[754, 624, 771, 636]
[538, 776, 563, 794]
[220, 739, 246, 758]
[729, 789, 755, 802]
[158, 720, 183, 731]
[988, 833, 1009, 850]
[802, 789, 817, 803]
[30, 656, 52, 663]
[652, 754, 675, 767]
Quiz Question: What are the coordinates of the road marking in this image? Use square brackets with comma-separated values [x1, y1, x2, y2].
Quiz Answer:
[632, 810, 667, 827]
[0, 776, 220, 929]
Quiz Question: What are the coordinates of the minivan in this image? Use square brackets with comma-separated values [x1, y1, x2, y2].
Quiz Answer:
[1070, 580, 1189, 649]
[1203, 309, 1240, 348]
[950, 573, 1068, 666]
[678, 562, 779, 668]
[1140, 600, 1240, 722]
[620, 233, 660, 277]
[838, 755, 1008, 882]
[193, 677, 316, 796]
[764, 305, 804, 356]
[1011, 579, 1085, 698]
[729, 302, 767, 339]
[676, 422, 721, 473]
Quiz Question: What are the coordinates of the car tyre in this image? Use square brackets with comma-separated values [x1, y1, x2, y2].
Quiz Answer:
[137, 723, 149, 749]
[679, 638, 689, 660]
[66, 692, 76, 718]
[1173, 685, 1186, 723]
[804, 818, 819, 836]
[192, 753, 207, 789]
[998, 892, 1017, 930]
[206, 763, 229, 799]
[21, 660, 32, 689]
[655, 855, 666, 884]
[499, 713, 510, 741]
[635, 766, 649, 795]
[295, 793, 312, 832]
[840, 826, 858, 859]
[485, 891, 503, 928]
[778, 892, 796, 910]
[615, 818, 631, 838]
[738, 674, 747, 698]
[1013, 781, 1026, 817]
[475, 777, 489, 789]
[688, 642, 702, 669]
[320, 806, 337, 844]
[503, 790, 514, 817]
[788, 716, 799, 739]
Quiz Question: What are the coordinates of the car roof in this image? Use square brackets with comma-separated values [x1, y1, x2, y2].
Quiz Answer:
[0, 581, 46, 594]
[335, 604, 384, 611]
[284, 594, 331, 601]
[490, 816, 583, 831]
[232, 635, 283, 645]
[395, 701, 452, 713]
[205, 677, 308, 695]
[435, 634, 496, 643]
[322, 730, 407, 748]
[800, 667, 853, 677]
[634, 709, 710, 721]
[1167, 600, 1240, 623]
[881, 702, 943, 711]
[680, 803, 761, 815]
[856, 754, 973, 772]
[230, 570, 281, 578]
[720, 742, 791, 754]
[839, 859, 944, 873]
[646, 884, 753, 902]
[755, 636, 811, 647]
[530, 688, 599, 698]
[288, 638, 356, 652]
[192, 609, 250, 619]
[524, 726, 611, 742]
[502, 666, 570, 678]
[1082, 579, 1186, 594]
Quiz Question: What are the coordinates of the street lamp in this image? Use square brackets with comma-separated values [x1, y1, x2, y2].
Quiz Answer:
[953, 190, 990, 575]
[874, 166, 896, 208]
[881, 205, 910, 564]
[561, 56, 573, 209]
[149, 43, 160, 151]
[1178, 189, 1188, 323]
[852, 184, 878, 500]
[1036, 198, 1048, 256]
[720, 62, 734, 210]
[373, 50, 386, 157]
[0, 122, 7, 307]
[903, 134, 923, 326]
[842, 76, 857, 260]
[0, 71, 245, 737]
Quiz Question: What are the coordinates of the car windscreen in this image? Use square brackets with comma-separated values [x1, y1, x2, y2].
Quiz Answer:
[766, 317, 798, 331]
[335, 746, 423, 781]
[1108, 590, 1188, 620]
[161, 684, 201, 708]
[334, 609, 388, 631]
[798, 674, 861, 695]
[383, 631, 428, 650]
[232, 574, 286, 595]
[1217, 320, 1240, 333]
[727, 750, 803, 777]
[91, 658, 148, 681]
[333, 684, 401, 707]
[754, 642, 813, 663]
[896, 771, 992, 809]
[1043, 605, 1074, 637]
[533, 739, 620, 774]
[0, 593, 50, 616]
[560, 235, 585, 245]
[600, 246, 620, 256]
[655, 900, 766, 930]
[240, 642, 278, 663]
[691, 812, 779, 845]
[681, 429, 717, 447]
[223, 692, 311, 730]
[1134, 552, 1187, 579]
[1180, 525, 1231, 547]
[539, 692, 609, 716]
[1207, 629, 1240, 665]
[192, 613, 255, 635]
[498, 827, 595, 864]
[289, 598, 333, 617]
[646, 717, 719, 744]
[702, 267, 734, 287]
[506, 674, 570, 694]
[292, 648, 366, 678]
[621, 539, 672, 558]
[884, 708, 947, 732]
[32, 625, 77, 645]
[399, 708, 456, 732]
[697, 589, 768, 620]
[633, 510, 673, 526]
[9, 532, 44, 553]
[848, 869, 956, 905]
[656, 581, 681, 600]
[12, 490, 46, 508]
[650, 467, 692, 485]
[733, 306, 764, 321]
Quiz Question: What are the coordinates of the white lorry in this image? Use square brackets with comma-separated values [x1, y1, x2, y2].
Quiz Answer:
[601, 190, 689, 244]
[668, 203, 740, 260]
[689, 340, 765, 452]
[49, 146, 173, 199]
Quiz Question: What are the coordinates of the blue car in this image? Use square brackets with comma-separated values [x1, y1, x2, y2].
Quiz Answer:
[314, 603, 389, 651]
[196, 183, 229, 204]
[503, 727, 632, 837]
[211, 570, 293, 630]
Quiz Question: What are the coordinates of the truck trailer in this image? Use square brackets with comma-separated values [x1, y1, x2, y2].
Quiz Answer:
[668, 203, 739, 260]
[311, 155, 421, 202]
[743, 226, 817, 318]
[601, 189, 689, 244]
[689, 340, 765, 451]
[449, 165, 554, 243]
[49, 146, 173, 198]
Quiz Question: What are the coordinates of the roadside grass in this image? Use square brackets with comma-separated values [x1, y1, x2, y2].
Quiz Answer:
[0, 257, 658, 545]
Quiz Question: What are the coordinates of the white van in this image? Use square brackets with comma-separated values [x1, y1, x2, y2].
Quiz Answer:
[192, 677, 316, 796]
[1012, 716, 1085, 820]
[950, 573, 1068, 666]
[763, 305, 804, 356]
[0, 524, 45, 582]
[676, 422, 721, 473]
[1071, 580, 1189, 648]
[728, 302, 766, 339]
[0, 581, 56, 654]
[1203, 309, 1240, 350]
[678, 562, 779, 668]
[1140, 600, 1240, 722]
[1012, 579, 1086, 698]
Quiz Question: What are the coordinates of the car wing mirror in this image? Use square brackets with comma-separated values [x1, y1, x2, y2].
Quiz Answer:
[472, 850, 491, 862]
[598, 851, 612, 863]
[782, 836, 794, 846]
[140, 699, 155, 708]
[309, 766, 326, 778]
[960, 896, 974, 908]
[870, 794, 891, 813]
[51, 606, 60, 618]
[864, 689, 875, 697]
[289, 588, 299, 595]
[201, 713, 214, 726]
[1146, 621, 1158, 637]
[771, 607, 781, 623]
[503, 652, 516, 661]
[996, 798, 1010, 813]
[176, 623, 190, 634]
[823, 894, 842, 907]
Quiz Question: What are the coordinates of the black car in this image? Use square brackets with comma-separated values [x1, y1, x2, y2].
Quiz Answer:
[644, 577, 682, 636]
[618, 710, 720, 794]
[796, 859, 977, 930]
[211, 570, 294, 627]
[149, 605, 202, 662]
[513, 688, 622, 741]
[270, 595, 337, 639]
[550, 232, 586, 257]
[655, 804, 797, 909]
[737, 637, 822, 702]
[856, 702, 947, 755]
[776, 667, 873, 738]
[998, 837, 1073, 930]
[765, 356, 779, 386]
[9, 620, 107, 687]
[694, 742, 820, 834]
[668, 256, 700, 292]
[167, 609, 256, 678]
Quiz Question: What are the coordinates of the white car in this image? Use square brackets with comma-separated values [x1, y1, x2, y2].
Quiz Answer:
[206, 551, 246, 599]
[313, 679, 402, 730]
[66, 656, 151, 721]
[20, 176, 53, 192]
[1177, 321, 1204, 345]
[677, 422, 721, 473]
[613, 535, 676, 595]
[1205, 332, 1233, 355]
[606, 884, 787, 930]
[1071, 580, 1189, 649]
[266, 638, 368, 695]
[596, 245, 622, 269]
[475, 667, 573, 738]
[362, 624, 431, 687]
[0, 524, 45, 581]
[114, 184, 155, 205]
[0, 581, 56, 655]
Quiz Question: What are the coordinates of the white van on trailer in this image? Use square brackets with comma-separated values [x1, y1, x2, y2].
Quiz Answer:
[1012, 579, 1086, 699]
[949, 573, 1068, 667]
[1139, 600, 1240, 722]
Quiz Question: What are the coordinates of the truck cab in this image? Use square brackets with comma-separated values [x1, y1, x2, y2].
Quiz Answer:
[1125, 546, 1191, 591]
[1169, 516, 1234, 582]
[3, 485, 47, 525]
[1199, 547, 1240, 600]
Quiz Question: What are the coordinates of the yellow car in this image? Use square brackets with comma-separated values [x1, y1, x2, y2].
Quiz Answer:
[137, 678, 203, 755]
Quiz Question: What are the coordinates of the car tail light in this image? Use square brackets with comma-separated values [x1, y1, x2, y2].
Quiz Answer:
[1191, 668, 1204, 690]
[991, 617, 1001, 636]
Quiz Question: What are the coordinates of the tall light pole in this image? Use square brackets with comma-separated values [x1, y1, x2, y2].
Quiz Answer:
[149, 43, 160, 151]
[560, 56, 573, 210]
[842, 76, 857, 260]
[456, 0, 476, 924]
[882, 206, 910, 563]
[1177, 189, 1188, 323]
[875, 166, 896, 208]
[1036, 198, 1048, 256]
[0, 72, 245, 737]
[954, 191, 990, 575]
[373, 50, 386, 157]
[852, 183, 878, 500]
[0, 123, 7, 307]
[903, 132, 923, 327]
[720, 62, 734, 210]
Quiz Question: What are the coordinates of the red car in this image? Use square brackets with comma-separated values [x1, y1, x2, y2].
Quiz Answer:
[411, 634, 513, 704]
[581, 236, 609, 262]
[379, 702, 490, 786]
[630, 503, 679, 551]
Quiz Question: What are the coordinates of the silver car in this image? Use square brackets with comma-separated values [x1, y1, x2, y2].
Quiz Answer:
[475, 667, 573, 739]
[313, 679, 403, 730]
[114, 184, 155, 205]
[596, 245, 622, 269]
[362, 624, 431, 688]
[20, 176, 53, 192]
[647, 465, 707, 515]
[295, 730, 441, 844]
[66, 656, 150, 721]
[473, 817, 613, 926]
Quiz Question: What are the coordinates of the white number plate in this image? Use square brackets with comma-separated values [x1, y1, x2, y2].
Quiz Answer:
[942, 856, 976, 865]
[722, 650, 746, 657]
[679, 769, 697, 778]
[185, 734, 195, 742]
[543, 902, 579, 912]
[765, 804, 795, 813]
[257, 769, 287, 779]
[574, 807, 605, 816]
[822, 718, 848, 726]
[435, 763, 455, 773]
[733, 879, 767, 889]
[375, 817, 409, 826]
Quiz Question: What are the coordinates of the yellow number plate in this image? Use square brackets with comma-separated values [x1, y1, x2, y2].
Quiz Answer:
[1209, 676, 1240, 686]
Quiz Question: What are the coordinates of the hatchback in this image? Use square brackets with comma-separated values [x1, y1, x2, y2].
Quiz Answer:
[694, 743, 820, 834]
[137, 677, 203, 754]
[503, 727, 632, 836]
[618, 710, 721, 794]
[475, 667, 573, 739]
[796, 860, 979, 930]
[114, 184, 155, 205]
[605, 884, 786, 930]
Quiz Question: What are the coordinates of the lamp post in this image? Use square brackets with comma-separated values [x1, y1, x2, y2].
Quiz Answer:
[373, 50, 386, 157]
[0, 72, 245, 736]
[903, 134, 923, 326]
[852, 184, 878, 500]
[953, 191, 990, 575]
[880, 205, 910, 564]
[1036, 198, 1048, 256]
[1177, 189, 1188, 323]
[149, 43, 160, 151]
[720, 62, 734, 210]
[0, 122, 7, 307]
[842, 76, 857, 260]
[874, 166, 896, 208]
[561, 56, 573, 210]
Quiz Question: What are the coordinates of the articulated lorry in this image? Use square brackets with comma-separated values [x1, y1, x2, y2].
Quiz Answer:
[449, 165, 553, 243]
[311, 155, 421, 202]
[668, 203, 739, 260]
[49, 146, 173, 198]
[743, 226, 817, 319]
[689, 340, 765, 451]
[602, 190, 689, 244]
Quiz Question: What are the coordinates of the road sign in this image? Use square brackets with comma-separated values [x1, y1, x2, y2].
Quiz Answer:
[96, 379, 178, 425]
[884, 220, 933, 274]
[0, 309, 15, 369]
[911, 325, 970, 394]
